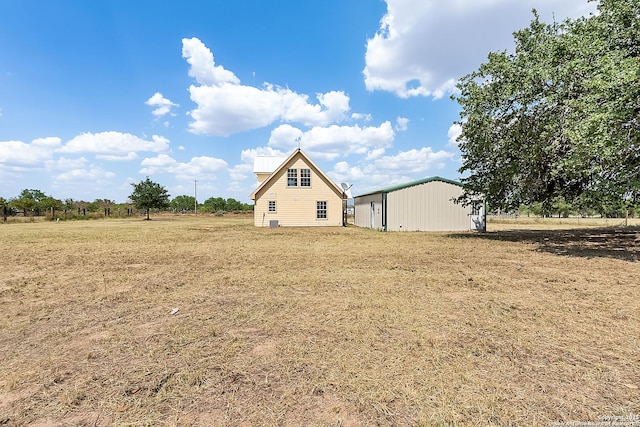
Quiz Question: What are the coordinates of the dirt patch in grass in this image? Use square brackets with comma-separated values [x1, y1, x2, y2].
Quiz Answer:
[0, 216, 639, 426]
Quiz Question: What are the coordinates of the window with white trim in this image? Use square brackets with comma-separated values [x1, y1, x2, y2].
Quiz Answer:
[316, 201, 327, 219]
[268, 200, 276, 212]
[300, 168, 311, 187]
[287, 168, 297, 186]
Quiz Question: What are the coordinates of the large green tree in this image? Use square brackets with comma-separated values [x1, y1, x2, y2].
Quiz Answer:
[129, 177, 170, 220]
[202, 197, 226, 212]
[225, 198, 244, 211]
[40, 196, 63, 215]
[170, 195, 197, 212]
[453, 0, 639, 212]
[11, 189, 48, 216]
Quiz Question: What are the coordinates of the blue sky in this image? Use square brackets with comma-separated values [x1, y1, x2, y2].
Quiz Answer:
[0, 0, 597, 204]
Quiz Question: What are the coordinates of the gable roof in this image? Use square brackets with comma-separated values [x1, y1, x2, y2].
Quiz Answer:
[354, 176, 462, 198]
[249, 148, 345, 200]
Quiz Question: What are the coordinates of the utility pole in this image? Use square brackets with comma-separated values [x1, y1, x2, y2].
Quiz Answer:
[194, 180, 198, 213]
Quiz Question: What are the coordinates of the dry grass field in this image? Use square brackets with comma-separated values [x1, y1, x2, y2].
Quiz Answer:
[1, 215, 639, 426]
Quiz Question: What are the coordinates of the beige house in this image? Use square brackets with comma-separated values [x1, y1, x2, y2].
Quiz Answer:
[353, 176, 485, 232]
[249, 149, 346, 227]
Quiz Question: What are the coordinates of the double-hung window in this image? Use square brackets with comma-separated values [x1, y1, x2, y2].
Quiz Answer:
[287, 168, 297, 187]
[316, 201, 327, 219]
[268, 200, 276, 213]
[300, 169, 311, 187]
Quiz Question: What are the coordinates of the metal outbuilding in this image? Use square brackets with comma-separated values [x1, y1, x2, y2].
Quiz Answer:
[353, 176, 485, 232]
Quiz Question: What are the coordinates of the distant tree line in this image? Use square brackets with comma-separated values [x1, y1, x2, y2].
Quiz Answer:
[1, 189, 134, 220]
[1, 180, 253, 222]
[518, 197, 635, 218]
[168, 194, 252, 213]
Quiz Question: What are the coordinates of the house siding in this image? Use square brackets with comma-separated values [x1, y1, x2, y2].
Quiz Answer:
[255, 172, 272, 186]
[253, 156, 343, 227]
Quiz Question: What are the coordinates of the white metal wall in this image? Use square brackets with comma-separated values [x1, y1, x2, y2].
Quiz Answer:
[353, 193, 384, 230]
[386, 180, 469, 231]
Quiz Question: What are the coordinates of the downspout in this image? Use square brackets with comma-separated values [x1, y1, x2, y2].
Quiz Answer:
[382, 192, 387, 231]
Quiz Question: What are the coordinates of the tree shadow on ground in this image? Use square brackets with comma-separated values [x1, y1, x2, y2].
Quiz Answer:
[450, 226, 640, 262]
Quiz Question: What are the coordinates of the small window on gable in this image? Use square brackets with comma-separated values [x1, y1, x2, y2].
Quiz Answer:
[300, 168, 311, 187]
[268, 200, 276, 213]
[316, 201, 327, 219]
[287, 168, 297, 187]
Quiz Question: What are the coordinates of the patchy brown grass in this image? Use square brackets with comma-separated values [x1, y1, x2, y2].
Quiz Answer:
[0, 216, 638, 426]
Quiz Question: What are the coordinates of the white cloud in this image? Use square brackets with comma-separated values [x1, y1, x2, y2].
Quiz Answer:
[365, 148, 386, 161]
[59, 132, 169, 154]
[145, 92, 179, 117]
[328, 146, 456, 196]
[327, 161, 392, 192]
[187, 83, 282, 136]
[374, 147, 453, 174]
[240, 146, 289, 164]
[267, 124, 304, 149]
[351, 112, 372, 122]
[139, 153, 177, 171]
[48, 165, 122, 202]
[0, 137, 61, 166]
[281, 89, 350, 126]
[182, 38, 352, 136]
[96, 152, 138, 161]
[45, 156, 89, 171]
[332, 161, 368, 181]
[395, 117, 409, 131]
[182, 37, 240, 86]
[139, 153, 228, 181]
[229, 162, 252, 182]
[268, 121, 395, 161]
[32, 137, 63, 148]
[364, 0, 597, 99]
[54, 166, 116, 182]
[447, 123, 462, 148]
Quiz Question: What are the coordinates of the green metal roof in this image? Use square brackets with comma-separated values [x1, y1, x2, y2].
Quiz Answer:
[354, 176, 463, 198]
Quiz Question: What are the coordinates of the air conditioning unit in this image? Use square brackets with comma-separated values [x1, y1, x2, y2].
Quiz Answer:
[269, 220, 279, 228]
